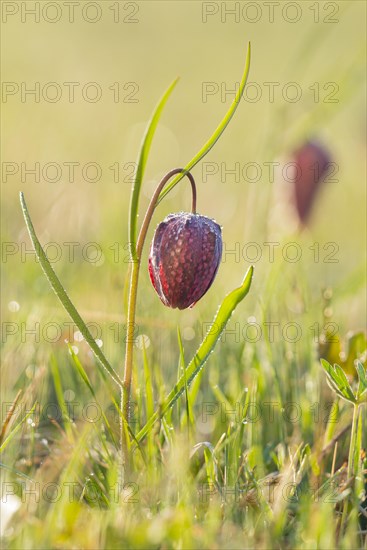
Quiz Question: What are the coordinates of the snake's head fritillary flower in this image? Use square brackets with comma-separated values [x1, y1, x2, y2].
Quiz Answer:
[291, 141, 331, 223]
[148, 212, 222, 309]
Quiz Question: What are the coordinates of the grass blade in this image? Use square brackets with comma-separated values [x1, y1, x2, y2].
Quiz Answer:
[50, 355, 74, 440]
[177, 326, 192, 431]
[0, 390, 23, 446]
[0, 462, 34, 481]
[0, 402, 37, 453]
[68, 344, 118, 449]
[142, 338, 154, 421]
[129, 77, 179, 261]
[135, 265, 254, 444]
[157, 42, 251, 204]
[19, 192, 124, 390]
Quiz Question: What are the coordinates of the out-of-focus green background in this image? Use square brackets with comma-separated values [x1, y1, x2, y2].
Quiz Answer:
[2, 0, 366, 390]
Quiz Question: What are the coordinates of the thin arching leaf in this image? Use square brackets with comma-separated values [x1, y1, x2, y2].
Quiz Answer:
[135, 266, 254, 443]
[157, 42, 251, 204]
[129, 78, 179, 261]
[19, 192, 123, 389]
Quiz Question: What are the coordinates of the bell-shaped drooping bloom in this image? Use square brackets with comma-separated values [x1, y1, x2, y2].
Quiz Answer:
[148, 212, 222, 309]
[291, 141, 331, 223]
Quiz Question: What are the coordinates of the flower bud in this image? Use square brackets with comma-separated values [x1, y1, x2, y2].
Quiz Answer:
[148, 212, 222, 309]
[291, 141, 331, 223]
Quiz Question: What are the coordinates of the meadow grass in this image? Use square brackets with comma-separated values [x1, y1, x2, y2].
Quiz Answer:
[1, 274, 366, 549]
[1, 3, 366, 548]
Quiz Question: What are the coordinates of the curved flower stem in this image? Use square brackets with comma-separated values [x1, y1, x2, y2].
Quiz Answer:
[136, 168, 196, 259]
[121, 168, 197, 469]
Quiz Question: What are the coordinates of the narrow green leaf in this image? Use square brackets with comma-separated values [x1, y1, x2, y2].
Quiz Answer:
[191, 442, 219, 486]
[349, 405, 361, 480]
[324, 399, 339, 445]
[129, 77, 179, 261]
[0, 403, 37, 453]
[0, 389, 23, 446]
[135, 266, 254, 444]
[356, 361, 367, 399]
[19, 192, 124, 389]
[188, 368, 204, 407]
[177, 326, 191, 429]
[355, 407, 363, 492]
[68, 344, 95, 395]
[0, 462, 34, 481]
[49, 355, 73, 440]
[157, 42, 251, 204]
[142, 337, 154, 421]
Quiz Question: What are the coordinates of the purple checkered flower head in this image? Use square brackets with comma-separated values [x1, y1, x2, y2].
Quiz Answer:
[291, 140, 331, 224]
[148, 212, 222, 309]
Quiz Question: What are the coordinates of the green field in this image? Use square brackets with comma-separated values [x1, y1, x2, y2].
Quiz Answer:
[1, 1, 366, 548]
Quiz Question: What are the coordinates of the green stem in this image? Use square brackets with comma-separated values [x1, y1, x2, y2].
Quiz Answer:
[340, 403, 359, 534]
[121, 168, 197, 467]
